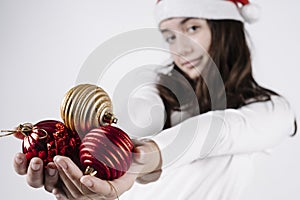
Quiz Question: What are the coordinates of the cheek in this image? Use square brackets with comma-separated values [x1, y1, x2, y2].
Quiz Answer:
[172, 55, 184, 68]
[193, 32, 212, 53]
[194, 40, 210, 53]
[203, 37, 211, 53]
[203, 40, 211, 53]
[170, 49, 181, 64]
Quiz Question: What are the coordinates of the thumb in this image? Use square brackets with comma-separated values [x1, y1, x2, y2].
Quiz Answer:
[133, 145, 148, 164]
[133, 140, 160, 165]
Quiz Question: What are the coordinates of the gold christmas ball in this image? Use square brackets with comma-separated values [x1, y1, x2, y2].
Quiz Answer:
[60, 84, 117, 138]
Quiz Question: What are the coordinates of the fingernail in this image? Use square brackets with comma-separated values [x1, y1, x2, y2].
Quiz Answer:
[81, 179, 93, 187]
[47, 168, 56, 176]
[134, 147, 147, 164]
[31, 163, 41, 171]
[54, 157, 67, 169]
[58, 161, 67, 169]
[52, 188, 58, 195]
[52, 189, 62, 199]
[15, 157, 23, 164]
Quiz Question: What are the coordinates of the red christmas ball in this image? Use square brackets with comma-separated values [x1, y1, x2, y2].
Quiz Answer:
[18, 120, 81, 166]
[79, 125, 134, 180]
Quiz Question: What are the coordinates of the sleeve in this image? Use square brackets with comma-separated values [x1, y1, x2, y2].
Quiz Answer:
[150, 95, 296, 172]
[114, 84, 166, 138]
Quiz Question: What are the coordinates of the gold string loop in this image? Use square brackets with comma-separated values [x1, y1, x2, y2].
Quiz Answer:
[35, 128, 49, 140]
[106, 181, 119, 200]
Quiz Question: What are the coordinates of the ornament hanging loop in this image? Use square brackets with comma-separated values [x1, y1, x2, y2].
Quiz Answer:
[0, 123, 34, 138]
[84, 166, 98, 177]
[36, 128, 49, 140]
[0, 130, 16, 137]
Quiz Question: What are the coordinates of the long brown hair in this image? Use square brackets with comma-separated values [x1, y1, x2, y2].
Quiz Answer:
[157, 19, 279, 129]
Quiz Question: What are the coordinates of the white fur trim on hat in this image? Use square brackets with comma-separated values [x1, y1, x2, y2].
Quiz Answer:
[154, 0, 260, 25]
[240, 3, 261, 23]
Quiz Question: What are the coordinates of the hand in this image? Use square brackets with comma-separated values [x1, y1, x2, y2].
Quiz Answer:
[13, 152, 60, 193]
[52, 140, 162, 200]
[52, 156, 141, 200]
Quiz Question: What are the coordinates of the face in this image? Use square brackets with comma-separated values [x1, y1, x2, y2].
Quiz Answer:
[159, 18, 212, 80]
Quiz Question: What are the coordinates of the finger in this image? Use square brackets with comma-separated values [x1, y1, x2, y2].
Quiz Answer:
[133, 140, 159, 165]
[54, 156, 84, 189]
[112, 163, 142, 192]
[131, 139, 145, 147]
[133, 145, 147, 164]
[80, 176, 132, 200]
[26, 157, 44, 188]
[44, 162, 59, 193]
[52, 187, 69, 200]
[13, 153, 28, 175]
[61, 183, 75, 200]
[80, 175, 115, 198]
[52, 181, 69, 199]
[56, 167, 78, 199]
[80, 163, 141, 198]
[54, 156, 85, 199]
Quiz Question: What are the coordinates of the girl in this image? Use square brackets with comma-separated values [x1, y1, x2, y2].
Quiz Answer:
[13, 0, 296, 199]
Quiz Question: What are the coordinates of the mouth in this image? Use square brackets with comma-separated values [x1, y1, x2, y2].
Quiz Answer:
[181, 56, 203, 68]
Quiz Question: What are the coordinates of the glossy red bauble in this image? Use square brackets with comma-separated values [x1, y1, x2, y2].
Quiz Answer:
[79, 125, 134, 180]
[18, 120, 81, 166]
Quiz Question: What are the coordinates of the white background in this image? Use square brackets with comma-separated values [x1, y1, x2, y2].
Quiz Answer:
[0, 0, 299, 199]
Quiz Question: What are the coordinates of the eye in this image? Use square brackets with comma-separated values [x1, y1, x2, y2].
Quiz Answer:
[164, 35, 176, 44]
[186, 25, 201, 33]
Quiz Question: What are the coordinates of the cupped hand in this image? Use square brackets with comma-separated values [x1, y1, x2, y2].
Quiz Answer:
[52, 155, 143, 200]
[52, 140, 161, 200]
[13, 139, 161, 199]
[13, 152, 60, 193]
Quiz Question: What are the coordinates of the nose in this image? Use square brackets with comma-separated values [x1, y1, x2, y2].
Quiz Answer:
[174, 34, 193, 56]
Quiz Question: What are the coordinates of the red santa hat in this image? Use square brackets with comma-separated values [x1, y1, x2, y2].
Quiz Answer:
[155, 0, 260, 24]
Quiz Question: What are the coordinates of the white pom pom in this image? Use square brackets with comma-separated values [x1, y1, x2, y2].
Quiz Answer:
[240, 3, 261, 23]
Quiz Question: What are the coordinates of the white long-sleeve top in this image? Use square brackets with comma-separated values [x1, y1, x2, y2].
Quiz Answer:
[115, 83, 295, 200]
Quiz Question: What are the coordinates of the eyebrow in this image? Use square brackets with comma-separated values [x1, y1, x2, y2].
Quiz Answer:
[160, 18, 196, 33]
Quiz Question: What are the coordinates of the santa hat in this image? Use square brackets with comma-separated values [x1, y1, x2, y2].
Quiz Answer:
[155, 0, 260, 24]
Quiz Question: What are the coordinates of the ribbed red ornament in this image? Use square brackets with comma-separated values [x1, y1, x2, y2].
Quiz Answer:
[79, 125, 134, 180]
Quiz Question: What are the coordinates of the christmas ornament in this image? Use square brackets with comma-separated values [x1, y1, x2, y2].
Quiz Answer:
[60, 84, 118, 139]
[1, 120, 82, 166]
[79, 125, 134, 180]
